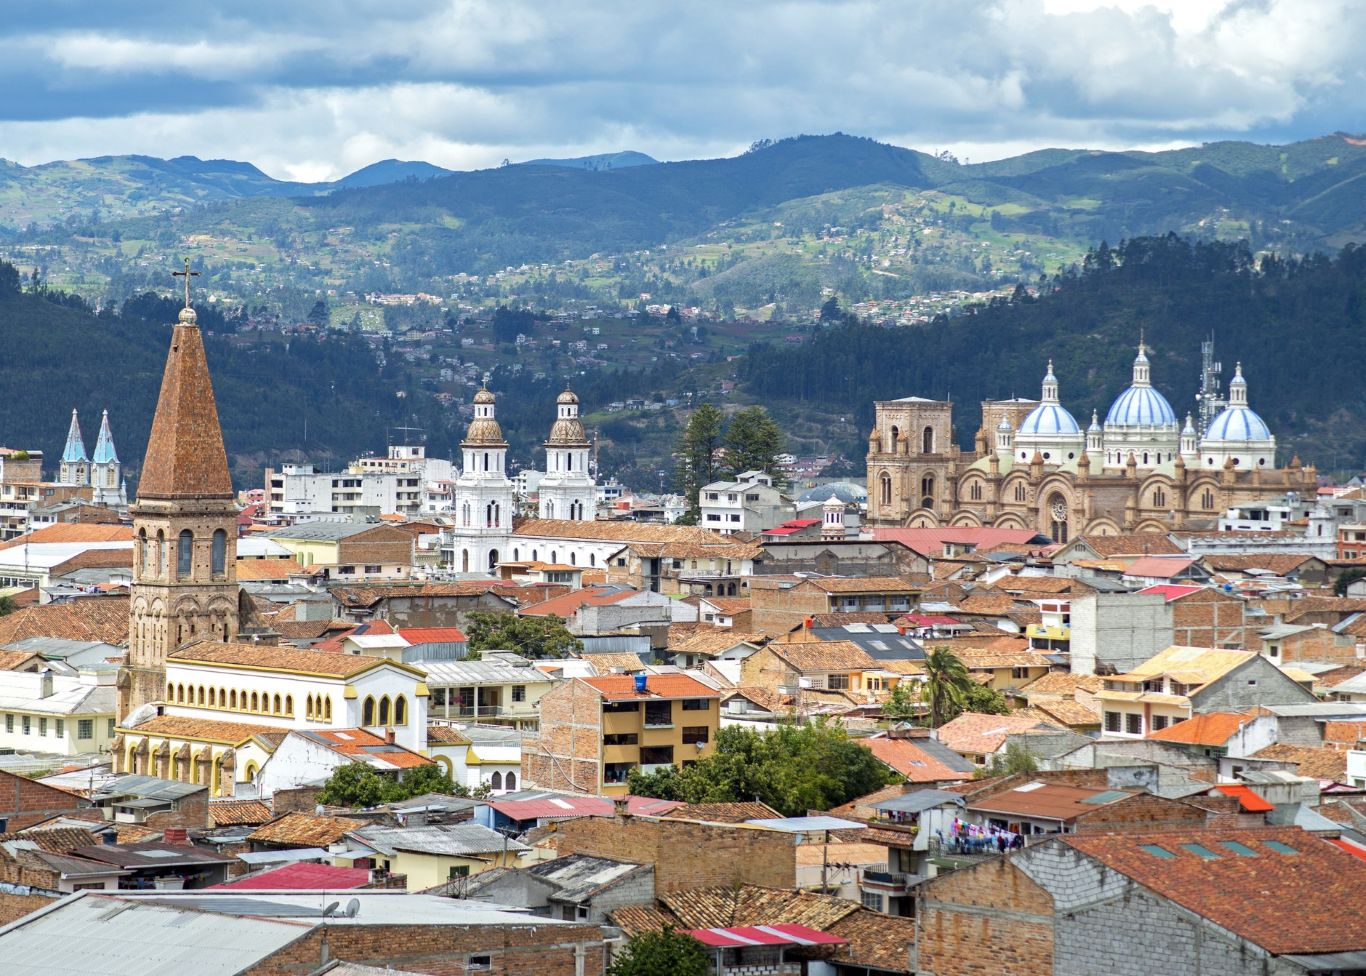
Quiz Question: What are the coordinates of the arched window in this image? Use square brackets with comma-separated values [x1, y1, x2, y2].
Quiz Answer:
[922, 426, 934, 454]
[176, 684, 185, 703]
[1048, 493, 1070, 544]
[969, 481, 982, 501]
[1201, 488, 1215, 509]
[889, 425, 900, 451]
[250, 692, 259, 713]
[362, 696, 376, 726]
[590, 553, 596, 566]
[139, 529, 149, 576]
[1014, 483, 1027, 502]
[197, 687, 205, 706]
[273, 694, 282, 715]
[230, 690, 237, 709]
[920, 475, 935, 510]
[306, 694, 314, 720]
[211, 529, 227, 576]
[324, 698, 332, 721]
[394, 696, 408, 726]
[1152, 487, 1166, 508]
[166, 682, 174, 701]
[880, 473, 892, 507]
[1143, 452, 1149, 465]
[505, 771, 516, 790]
[461, 550, 469, 573]
[491, 771, 503, 790]
[488, 549, 500, 571]
[208, 688, 216, 707]
[378, 696, 392, 726]
[514, 549, 520, 561]
[177, 530, 193, 580]
[286, 694, 293, 717]
[156, 530, 166, 577]
[570, 552, 577, 565]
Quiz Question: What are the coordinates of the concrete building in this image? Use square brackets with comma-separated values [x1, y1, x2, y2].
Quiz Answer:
[698, 470, 795, 535]
[264, 444, 453, 519]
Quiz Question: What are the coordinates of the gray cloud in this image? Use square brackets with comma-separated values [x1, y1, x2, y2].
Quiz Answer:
[0, 0, 1360, 178]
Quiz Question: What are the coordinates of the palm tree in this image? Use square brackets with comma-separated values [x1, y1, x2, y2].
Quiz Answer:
[923, 646, 972, 728]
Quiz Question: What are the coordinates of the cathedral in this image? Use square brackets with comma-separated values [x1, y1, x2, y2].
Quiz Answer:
[865, 343, 1317, 539]
[59, 407, 127, 510]
[446, 384, 597, 573]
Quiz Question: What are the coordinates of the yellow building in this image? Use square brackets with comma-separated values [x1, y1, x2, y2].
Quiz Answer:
[346, 823, 529, 889]
[523, 673, 721, 796]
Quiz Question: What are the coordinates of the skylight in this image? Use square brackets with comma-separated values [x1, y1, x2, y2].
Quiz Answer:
[1219, 840, 1258, 857]
[1140, 844, 1176, 859]
[1263, 840, 1299, 856]
[1180, 843, 1220, 860]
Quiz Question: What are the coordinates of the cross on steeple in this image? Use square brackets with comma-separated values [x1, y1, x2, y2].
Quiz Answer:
[171, 258, 200, 310]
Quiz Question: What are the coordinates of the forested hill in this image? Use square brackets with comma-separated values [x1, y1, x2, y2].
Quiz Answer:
[739, 235, 1366, 470]
[0, 262, 451, 489]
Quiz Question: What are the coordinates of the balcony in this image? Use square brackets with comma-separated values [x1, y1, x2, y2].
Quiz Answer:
[860, 869, 922, 894]
[638, 763, 674, 776]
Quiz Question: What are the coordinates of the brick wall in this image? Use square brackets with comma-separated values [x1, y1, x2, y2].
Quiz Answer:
[271, 785, 324, 814]
[1172, 590, 1251, 648]
[1276, 627, 1358, 664]
[239, 922, 606, 976]
[555, 814, 796, 892]
[0, 891, 56, 925]
[1072, 793, 1208, 833]
[145, 790, 210, 831]
[522, 680, 602, 794]
[917, 856, 1054, 976]
[748, 581, 830, 635]
[0, 768, 88, 831]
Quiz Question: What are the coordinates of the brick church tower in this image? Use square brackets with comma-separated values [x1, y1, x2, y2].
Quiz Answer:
[118, 300, 240, 720]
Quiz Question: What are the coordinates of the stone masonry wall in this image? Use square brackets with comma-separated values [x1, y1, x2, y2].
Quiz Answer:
[523, 679, 602, 794]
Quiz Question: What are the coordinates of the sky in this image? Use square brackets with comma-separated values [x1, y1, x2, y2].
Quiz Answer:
[0, 0, 1362, 181]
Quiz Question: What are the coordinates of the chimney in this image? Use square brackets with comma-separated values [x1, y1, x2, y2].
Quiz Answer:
[385, 728, 396, 745]
[613, 796, 630, 819]
[162, 827, 189, 845]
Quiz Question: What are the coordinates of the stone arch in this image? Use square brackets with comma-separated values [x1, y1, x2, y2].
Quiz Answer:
[1188, 478, 1219, 511]
[1001, 473, 1030, 505]
[962, 475, 986, 503]
[878, 470, 893, 508]
[993, 512, 1029, 529]
[950, 511, 984, 527]
[904, 508, 939, 529]
[1138, 474, 1176, 512]
[1132, 519, 1171, 534]
[1082, 516, 1123, 536]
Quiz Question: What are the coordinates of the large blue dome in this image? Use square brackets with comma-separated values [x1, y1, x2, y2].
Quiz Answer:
[1019, 403, 1081, 436]
[1205, 405, 1271, 442]
[1105, 386, 1178, 428]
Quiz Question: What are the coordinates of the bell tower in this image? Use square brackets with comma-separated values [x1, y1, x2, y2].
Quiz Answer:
[120, 270, 240, 720]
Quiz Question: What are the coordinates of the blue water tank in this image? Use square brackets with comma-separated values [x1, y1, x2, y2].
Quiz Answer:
[633, 673, 648, 693]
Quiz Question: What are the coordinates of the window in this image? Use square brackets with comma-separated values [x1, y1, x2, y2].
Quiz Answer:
[970, 481, 983, 501]
[55, 720, 63, 737]
[379, 696, 392, 726]
[177, 529, 193, 579]
[682, 699, 710, 711]
[394, 696, 408, 725]
[1150, 715, 1168, 731]
[4, 715, 11, 733]
[1152, 487, 1166, 508]
[38, 718, 47, 736]
[1125, 713, 1142, 735]
[644, 701, 673, 727]
[78, 719, 92, 740]
[449, 865, 471, 880]
[211, 529, 227, 576]
[1140, 844, 1176, 859]
[1181, 843, 1220, 860]
[1104, 711, 1121, 733]
[827, 674, 850, 690]
[604, 762, 635, 785]
[603, 701, 639, 713]
[21, 717, 30, 735]
[861, 891, 884, 911]
[1264, 840, 1299, 856]
[338, 566, 355, 575]
[603, 733, 639, 746]
[922, 426, 934, 454]
[682, 726, 710, 745]
[491, 771, 503, 790]
[1014, 482, 1027, 502]
[363, 696, 376, 725]
[512, 685, 526, 703]
[1012, 666, 1030, 679]
[285, 695, 293, 717]
[467, 955, 491, 972]
[107, 719, 114, 736]
[365, 565, 381, 574]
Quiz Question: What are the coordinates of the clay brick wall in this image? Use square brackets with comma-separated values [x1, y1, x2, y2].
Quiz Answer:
[1172, 591, 1251, 649]
[917, 856, 1054, 976]
[145, 790, 210, 831]
[748, 581, 830, 635]
[523, 679, 602, 794]
[554, 814, 796, 892]
[271, 785, 324, 814]
[1072, 794, 1208, 833]
[239, 922, 605, 976]
[1277, 627, 1358, 665]
[0, 891, 56, 925]
[0, 768, 89, 831]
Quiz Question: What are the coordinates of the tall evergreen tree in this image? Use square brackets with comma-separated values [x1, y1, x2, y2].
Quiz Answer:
[722, 405, 785, 482]
[674, 403, 724, 520]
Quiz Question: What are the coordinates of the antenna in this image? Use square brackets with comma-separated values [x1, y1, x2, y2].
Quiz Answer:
[344, 898, 361, 918]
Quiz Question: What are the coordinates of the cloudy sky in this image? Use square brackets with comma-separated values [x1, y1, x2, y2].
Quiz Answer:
[1, 0, 1361, 181]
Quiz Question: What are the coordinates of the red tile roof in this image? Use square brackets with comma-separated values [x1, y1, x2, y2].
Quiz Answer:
[1148, 711, 1255, 747]
[1062, 828, 1366, 955]
[484, 794, 681, 821]
[520, 586, 637, 618]
[861, 738, 972, 783]
[212, 861, 371, 890]
[301, 728, 432, 769]
[397, 627, 468, 644]
[581, 673, 720, 701]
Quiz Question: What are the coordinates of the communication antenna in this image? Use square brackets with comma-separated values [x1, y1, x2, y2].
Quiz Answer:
[321, 901, 340, 917]
[344, 898, 361, 918]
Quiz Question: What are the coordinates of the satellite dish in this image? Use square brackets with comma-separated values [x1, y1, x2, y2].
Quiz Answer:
[344, 898, 360, 918]
[321, 901, 340, 917]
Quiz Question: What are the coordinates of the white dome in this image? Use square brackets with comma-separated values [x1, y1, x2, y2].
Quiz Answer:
[1205, 406, 1271, 442]
[1106, 386, 1178, 428]
[1019, 403, 1081, 436]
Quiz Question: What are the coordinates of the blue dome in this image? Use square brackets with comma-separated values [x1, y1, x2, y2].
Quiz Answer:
[1018, 403, 1081, 436]
[1205, 406, 1271, 443]
[1105, 386, 1178, 428]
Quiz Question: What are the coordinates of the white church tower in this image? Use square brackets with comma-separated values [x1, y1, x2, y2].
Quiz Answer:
[537, 387, 595, 521]
[450, 387, 515, 574]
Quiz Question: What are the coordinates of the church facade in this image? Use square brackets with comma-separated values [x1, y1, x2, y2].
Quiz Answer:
[866, 344, 1317, 539]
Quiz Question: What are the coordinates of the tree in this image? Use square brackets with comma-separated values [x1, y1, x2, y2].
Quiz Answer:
[317, 760, 469, 808]
[721, 406, 785, 482]
[306, 299, 329, 326]
[923, 646, 972, 728]
[674, 403, 724, 519]
[627, 720, 897, 816]
[1336, 567, 1366, 597]
[464, 611, 582, 659]
[0, 595, 15, 617]
[987, 740, 1040, 777]
[961, 683, 1010, 716]
[665, 305, 682, 324]
[881, 681, 922, 723]
[608, 927, 709, 976]
[819, 296, 842, 321]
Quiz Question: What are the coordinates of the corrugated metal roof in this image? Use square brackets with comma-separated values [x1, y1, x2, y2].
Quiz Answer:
[420, 659, 553, 687]
[743, 816, 864, 833]
[349, 822, 528, 857]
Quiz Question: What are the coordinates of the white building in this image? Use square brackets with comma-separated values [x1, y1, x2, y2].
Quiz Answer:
[537, 388, 595, 522]
[0, 667, 118, 757]
[255, 727, 437, 800]
[699, 470, 794, 534]
[445, 388, 515, 575]
[265, 444, 454, 519]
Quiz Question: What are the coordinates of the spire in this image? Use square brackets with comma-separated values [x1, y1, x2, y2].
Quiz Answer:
[1088, 409, 1100, 433]
[1229, 362, 1248, 405]
[1041, 360, 1059, 402]
[92, 409, 119, 464]
[62, 409, 88, 464]
[137, 301, 232, 499]
[1131, 338, 1151, 387]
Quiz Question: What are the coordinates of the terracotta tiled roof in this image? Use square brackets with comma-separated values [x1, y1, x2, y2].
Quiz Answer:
[700, 597, 751, 615]
[1020, 671, 1102, 696]
[802, 575, 917, 594]
[581, 673, 719, 701]
[1200, 553, 1322, 574]
[580, 651, 648, 674]
[1251, 743, 1350, 781]
[233, 558, 307, 581]
[659, 541, 763, 560]
[209, 799, 273, 827]
[721, 687, 786, 712]
[514, 519, 729, 544]
[331, 581, 518, 608]
[300, 728, 433, 769]
[769, 640, 877, 673]
[934, 711, 1062, 756]
[272, 619, 346, 641]
[48, 548, 135, 578]
[3, 827, 99, 853]
[0, 651, 39, 671]
[0, 524, 133, 551]
[123, 714, 289, 745]
[520, 585, 637, 618]
[670, 630, 768, 657]
[248, 812, 368, 848]
[0, 597, 130, 645]
[1028, 699, 1101, 728]
[1148, 711, 1255, 747]
[954, 642, 1051, 670]
[861, 737, 974, 782]
[1079, 532, 1184, 557]
[396, 627, 468, 644]
[1061, 828, 1366, 955]
[169, 640, 398, 677]
[660, 802, 782, 823]
[825, 906, 919, 972]
[425, 725, 471, 745]
[993, 575, 1082, 595]
[138, 316, 233, 499]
